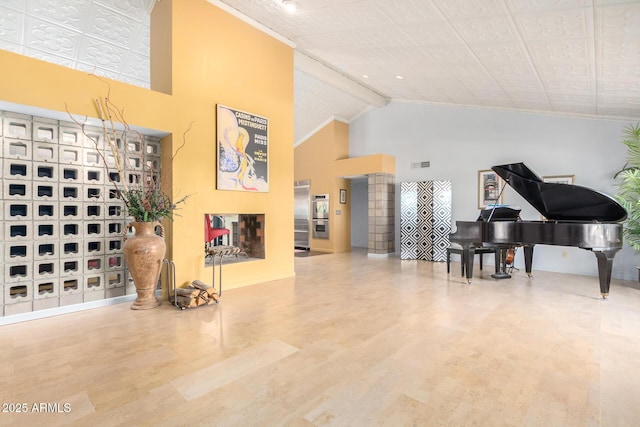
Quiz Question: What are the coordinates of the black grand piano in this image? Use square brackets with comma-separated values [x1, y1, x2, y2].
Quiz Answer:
[449, 162, 627, 298]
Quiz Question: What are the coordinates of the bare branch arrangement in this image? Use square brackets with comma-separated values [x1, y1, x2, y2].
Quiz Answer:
[66, 79, 191, 222]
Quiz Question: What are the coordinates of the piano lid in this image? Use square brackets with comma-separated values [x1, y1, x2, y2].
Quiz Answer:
[491, 162, 627, 222]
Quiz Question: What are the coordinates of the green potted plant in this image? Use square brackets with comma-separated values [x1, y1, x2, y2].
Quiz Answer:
[614, 123, 640, 265]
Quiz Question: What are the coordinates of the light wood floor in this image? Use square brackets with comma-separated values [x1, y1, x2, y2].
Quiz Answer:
[1, 249, 640, 426]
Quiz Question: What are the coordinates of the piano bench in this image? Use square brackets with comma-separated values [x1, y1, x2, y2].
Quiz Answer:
[446, 246, 498, 276]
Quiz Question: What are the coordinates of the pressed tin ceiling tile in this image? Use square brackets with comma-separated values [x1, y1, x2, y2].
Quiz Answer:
[5, 0, 640, 143]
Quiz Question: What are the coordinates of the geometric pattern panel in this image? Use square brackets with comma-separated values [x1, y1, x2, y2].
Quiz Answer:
[418, 181, 433, 260]
[400, 182, 418, 260]
[400, 181, 452, 261]
[431, 180, 452, 261]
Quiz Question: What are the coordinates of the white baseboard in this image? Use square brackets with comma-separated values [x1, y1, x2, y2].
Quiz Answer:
[367, 253, 390, 258]
[0, 294, 140, 326]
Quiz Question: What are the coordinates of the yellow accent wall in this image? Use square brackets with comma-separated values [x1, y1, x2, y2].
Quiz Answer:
[0, 0, 294, 291]
[294, 120, 351, 253]
[295, 120, 396, 253]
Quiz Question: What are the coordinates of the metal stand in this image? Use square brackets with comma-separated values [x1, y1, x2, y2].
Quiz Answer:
[163, 259, 183, 310]
[213, 251, 223, 298]
[207, 246, 248, 297]
[507, 247, 519, 274]
[487, 179, 515, 280]
[491, 247, 512, 279]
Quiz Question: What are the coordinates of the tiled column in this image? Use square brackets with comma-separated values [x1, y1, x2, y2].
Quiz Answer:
[368, 173, 395, 256]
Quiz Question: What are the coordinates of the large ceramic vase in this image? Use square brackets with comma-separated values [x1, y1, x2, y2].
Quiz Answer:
[123, 221, 166, 310]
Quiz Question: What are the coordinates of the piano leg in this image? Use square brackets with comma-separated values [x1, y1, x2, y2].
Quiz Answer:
[594, 250, 617, 299]
[464, 247, 475, 284]
[523, 245, 535, 277]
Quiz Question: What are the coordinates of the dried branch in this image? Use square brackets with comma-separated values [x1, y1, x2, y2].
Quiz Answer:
[173, 121, 194, 160]
[94, 96, 129, 193]
[64, 102, 122, 196]
[65, 74, 192, 222]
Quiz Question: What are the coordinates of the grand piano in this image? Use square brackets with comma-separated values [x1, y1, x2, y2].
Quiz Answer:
[449, 162, 627, 298]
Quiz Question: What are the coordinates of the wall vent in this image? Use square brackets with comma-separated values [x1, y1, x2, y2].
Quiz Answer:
[411, 161, 430, 169]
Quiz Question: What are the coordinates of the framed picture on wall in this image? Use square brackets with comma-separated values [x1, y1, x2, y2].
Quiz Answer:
[478, 169, 504, 209]
[216, 104, 269, 192]
[542, 175, 575, 185]
[340, 189, 347, 204]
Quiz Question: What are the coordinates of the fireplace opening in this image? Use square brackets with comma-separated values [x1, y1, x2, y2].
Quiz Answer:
[204, 213, 265, 266]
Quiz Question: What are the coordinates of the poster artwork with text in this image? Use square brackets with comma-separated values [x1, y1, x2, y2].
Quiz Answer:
[216, 104, 269, 192]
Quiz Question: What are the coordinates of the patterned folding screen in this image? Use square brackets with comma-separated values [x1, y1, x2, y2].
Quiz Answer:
[400, 181, 452, 261]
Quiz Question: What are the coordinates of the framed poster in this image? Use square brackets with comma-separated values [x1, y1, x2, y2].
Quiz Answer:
[216, 104, 269, 192]
[478, 169, 504, 208]
[340, 189, 347, 204]
[543, 175, 575, 185]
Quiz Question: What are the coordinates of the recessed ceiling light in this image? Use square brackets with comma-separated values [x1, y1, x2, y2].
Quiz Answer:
[363, 74, 370, 78]
[396, 75, 404, 80]
[282, 0, 298, 13]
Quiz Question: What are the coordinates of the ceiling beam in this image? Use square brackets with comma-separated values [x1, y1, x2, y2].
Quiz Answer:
[295, 51, 389, 107]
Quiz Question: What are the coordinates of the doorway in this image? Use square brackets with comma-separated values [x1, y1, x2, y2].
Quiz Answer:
[350, 177, 368, 248]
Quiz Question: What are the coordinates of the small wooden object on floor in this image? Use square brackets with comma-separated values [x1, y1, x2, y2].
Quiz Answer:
[170, 280, 219, 309]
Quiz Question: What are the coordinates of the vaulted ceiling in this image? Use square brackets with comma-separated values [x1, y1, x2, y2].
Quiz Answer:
[1, 0, 639, 145]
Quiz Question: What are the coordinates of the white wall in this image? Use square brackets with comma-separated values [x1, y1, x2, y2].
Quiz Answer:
[349, 101, 640, 281]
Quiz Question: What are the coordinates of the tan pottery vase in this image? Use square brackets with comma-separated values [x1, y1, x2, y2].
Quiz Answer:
[123, 221, 165, 310]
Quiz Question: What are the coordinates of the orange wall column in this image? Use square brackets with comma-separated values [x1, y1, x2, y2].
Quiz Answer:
[294, 120, 351, 253]
[159, 0, 295, 289]
[0, 0, 296, 293]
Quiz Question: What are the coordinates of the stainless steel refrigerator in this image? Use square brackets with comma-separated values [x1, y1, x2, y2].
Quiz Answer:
[294, 181, 310, 249]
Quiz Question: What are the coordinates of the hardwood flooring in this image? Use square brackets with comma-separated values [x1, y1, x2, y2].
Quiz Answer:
[1, 249, 640, 426]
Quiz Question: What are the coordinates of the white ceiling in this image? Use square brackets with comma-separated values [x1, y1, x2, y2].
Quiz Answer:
[0, 0, 155, 88]
[220, 0, 640, 142]
[1, 0, 639, 144]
